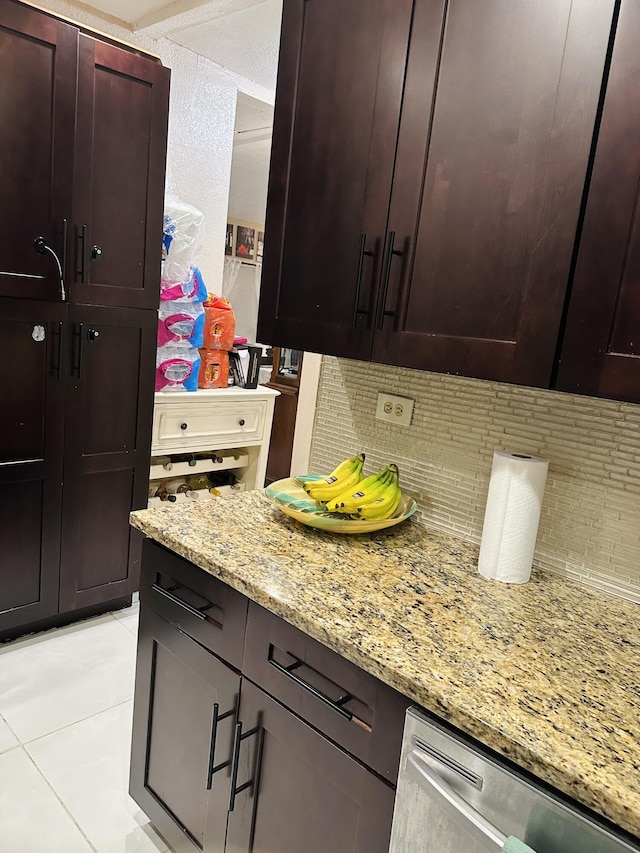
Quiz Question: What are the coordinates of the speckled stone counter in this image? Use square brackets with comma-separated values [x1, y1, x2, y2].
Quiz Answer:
[130, 490, 640, 840]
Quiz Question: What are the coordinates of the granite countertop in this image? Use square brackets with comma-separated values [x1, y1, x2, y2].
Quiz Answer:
[130, 490, 640, 840]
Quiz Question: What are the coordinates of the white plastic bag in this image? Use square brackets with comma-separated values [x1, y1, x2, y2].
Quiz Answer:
[162, 194, 205, 284]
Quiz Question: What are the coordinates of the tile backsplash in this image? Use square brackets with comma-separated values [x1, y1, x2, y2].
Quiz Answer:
[309, 357, 640, 604]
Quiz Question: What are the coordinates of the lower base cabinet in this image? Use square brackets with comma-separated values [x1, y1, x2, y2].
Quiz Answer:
[130, 541, 401, 853]
[226, 679, 395, 853]
[130, 606, 240, 853]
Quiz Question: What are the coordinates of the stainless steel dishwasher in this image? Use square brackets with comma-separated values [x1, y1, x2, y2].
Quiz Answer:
[389, 707, 639, 853]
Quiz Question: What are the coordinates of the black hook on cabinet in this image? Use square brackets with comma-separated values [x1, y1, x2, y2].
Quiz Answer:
[33, 234, 66, 302]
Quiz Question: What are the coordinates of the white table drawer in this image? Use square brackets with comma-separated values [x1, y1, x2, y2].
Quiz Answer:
[153, 401, 265, 452]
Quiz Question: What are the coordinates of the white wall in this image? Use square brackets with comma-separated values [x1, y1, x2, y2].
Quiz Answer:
[33, 0, 275, 296]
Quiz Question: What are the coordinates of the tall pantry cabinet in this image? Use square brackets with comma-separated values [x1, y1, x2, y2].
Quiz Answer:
[0, 0, 170, 637]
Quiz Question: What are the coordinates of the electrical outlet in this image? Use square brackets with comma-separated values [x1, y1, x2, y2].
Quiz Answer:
[375, 392, 414, 427]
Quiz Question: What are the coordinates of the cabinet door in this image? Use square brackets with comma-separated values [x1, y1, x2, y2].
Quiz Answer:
[373, 0, 615, 386]
[0, 300, 66, 634]
[257, 0, 413, 359]
[0, 1, 76, 301]
[130, 607, 240, 853]
[71, 35, 170, 309]
[58, 305, 156, 611]
[556, 0, 640, 402]
[226, 679, 396, 853]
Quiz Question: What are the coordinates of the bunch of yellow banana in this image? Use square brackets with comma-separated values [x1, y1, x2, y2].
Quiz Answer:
[326, 463, 402, 520]
[303, 453, 365, 503]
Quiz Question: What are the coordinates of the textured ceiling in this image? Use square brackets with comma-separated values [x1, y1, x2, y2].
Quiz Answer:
[170, 0, 282, 92]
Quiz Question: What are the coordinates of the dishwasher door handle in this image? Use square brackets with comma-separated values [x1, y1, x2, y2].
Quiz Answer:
[407, 751, 508, 850]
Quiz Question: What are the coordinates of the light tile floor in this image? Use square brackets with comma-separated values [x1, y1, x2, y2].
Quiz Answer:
[0, 603, 172, 853]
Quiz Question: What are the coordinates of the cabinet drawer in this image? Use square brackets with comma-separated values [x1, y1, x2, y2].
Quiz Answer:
[243, 602, 408, 784]
[140, 539, 247, 669]
[153, 401, 265, 453]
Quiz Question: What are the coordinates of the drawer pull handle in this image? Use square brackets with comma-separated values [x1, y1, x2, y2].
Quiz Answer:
[151, 583, 207, 620]
[228, 721, 260, 812]
[206, 702, 236, 790]
[268, 657, 353, 722]
[239, 419, 245, 426]
[180, 422, 188, 431]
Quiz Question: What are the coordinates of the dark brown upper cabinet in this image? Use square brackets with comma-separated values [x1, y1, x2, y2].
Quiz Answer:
[258, 0, 415, 359]
[0, 2, 76, 301]
[0, 0, 170, 310]
[259, 0, 618, 391]
[72, 36, 170, 309]
[556, 0, 640, 403]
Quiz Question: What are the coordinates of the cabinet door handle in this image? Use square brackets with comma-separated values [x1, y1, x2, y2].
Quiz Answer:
[239, 419, 245, 427]
[78, 224, 87, 283]
[407, 752, 507, 850]
[228, 721, 260, 812]
[206, 702, 236, 790]
[180, 422, 188, 431]
[52, 321, 63, 380]
[61, 218, 68, 295]
[377, 231, 402, 330]
[72, 323, 84, 378]
[268, 656, 353, 722]
[352, 232, 374, 328]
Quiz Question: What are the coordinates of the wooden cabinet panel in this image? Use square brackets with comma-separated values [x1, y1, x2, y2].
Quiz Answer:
[258, 0, 414, 358]
[259, 0, 632, 395]
[130, 542, 405, 853]
[373, 0, 615, 386]
[243, 602, 407, 784]
[130, 606, 240, 853]
[0, 1, 75, 301]
[556, 0, 640, 402]
[227, 679, 396, 853]
[71, 35, 170, 309]
[59, 305, 156, 611]
[141, 541, 248, 671]
[0, 300, 66, 634]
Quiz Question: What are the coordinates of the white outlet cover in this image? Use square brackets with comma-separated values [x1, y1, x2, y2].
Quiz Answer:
[375, 392, 414, 427]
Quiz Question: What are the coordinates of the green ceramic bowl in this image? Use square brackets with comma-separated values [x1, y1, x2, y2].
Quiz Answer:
[264, 477, 417, 534]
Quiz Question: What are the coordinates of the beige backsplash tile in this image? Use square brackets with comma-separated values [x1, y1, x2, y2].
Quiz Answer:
[309, 357, 640, 603]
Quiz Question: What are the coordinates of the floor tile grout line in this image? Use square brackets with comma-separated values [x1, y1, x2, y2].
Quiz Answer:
[0, 709, 20, 747]
[110, 610, 140, 636]
[21, 746, 100, 853]
[21, 696, 135, 747]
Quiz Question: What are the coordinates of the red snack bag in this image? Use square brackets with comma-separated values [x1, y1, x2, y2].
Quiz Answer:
[203, 295, 236, 350]
[198, 349, 229, 389]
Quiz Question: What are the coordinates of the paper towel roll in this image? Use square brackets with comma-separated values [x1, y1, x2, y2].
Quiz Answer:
[478, 451, 549, 584]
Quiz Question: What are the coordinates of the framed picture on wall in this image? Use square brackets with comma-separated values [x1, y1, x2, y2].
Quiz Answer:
[226, 217, 264, 264]
[236, 225, 255, 259]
